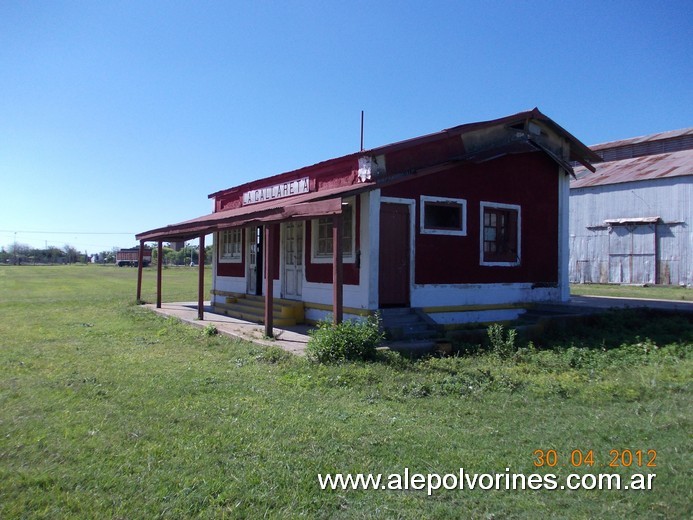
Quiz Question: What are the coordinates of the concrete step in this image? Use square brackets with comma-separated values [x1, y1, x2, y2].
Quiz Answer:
[213, 293, 305, 326]
[222, 298, 298, 319]
[213, 304, 298, 327]
[379, 308, 439, 340]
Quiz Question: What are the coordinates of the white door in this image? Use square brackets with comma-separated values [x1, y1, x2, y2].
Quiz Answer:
[247, 226, 260, 295]
[283, 221, 303, 299]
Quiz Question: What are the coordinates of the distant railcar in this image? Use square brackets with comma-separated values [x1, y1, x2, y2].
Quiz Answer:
[116, 247, 152, 267]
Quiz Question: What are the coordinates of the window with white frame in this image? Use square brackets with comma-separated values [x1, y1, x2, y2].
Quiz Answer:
[219, 228, 242, 263]
[420, 195, 467, 235]
[480, 202, 521, 266]
[311, 198, 355, 263]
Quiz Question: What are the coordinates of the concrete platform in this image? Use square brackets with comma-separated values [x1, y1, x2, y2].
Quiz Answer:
[144, 295, 693, 357]
[145, 302, 311, 355]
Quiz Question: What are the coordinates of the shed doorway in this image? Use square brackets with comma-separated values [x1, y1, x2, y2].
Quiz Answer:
[379, 202, 410, 307]
[608, 223, 656, 284]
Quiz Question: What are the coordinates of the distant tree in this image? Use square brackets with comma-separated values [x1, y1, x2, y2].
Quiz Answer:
[46, 247, 64, 263]
[8, 243, 32, 265]
[63, 245, 80, 264]
[151, 246, 177, 266]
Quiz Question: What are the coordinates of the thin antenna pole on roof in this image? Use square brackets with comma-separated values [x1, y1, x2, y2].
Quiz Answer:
[360, 110, 364, 151]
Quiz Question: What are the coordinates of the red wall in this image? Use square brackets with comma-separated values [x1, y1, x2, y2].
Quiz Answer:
[382, 152, 560, 285]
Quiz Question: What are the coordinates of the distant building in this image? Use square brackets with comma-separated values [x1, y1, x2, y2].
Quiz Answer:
[570, 128, 693, 286]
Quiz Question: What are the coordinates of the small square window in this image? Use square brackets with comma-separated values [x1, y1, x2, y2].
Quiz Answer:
[420, 196, 467, 236]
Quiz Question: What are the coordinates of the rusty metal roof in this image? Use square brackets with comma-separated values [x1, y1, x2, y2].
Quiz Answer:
[571, 148, 693, 188]
[590, 127, 693, 151]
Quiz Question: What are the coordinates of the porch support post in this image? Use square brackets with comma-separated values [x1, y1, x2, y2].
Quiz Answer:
[136, 240, 144, 302]
[264, 224, 274, 338]
[197, 234, 205, 320]
[332, 214, 343, 325]
[156, 240, 163, 309]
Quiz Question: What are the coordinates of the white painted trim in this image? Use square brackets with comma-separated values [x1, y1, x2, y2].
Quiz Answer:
[367, 190, 381, 309]
[419, 195, 467, 236]
[411, 282, 560, 308]
[381, 196, 416, 206]
[213, 275, 247, 300]
[380, 196, 416, 307]
[479, 201, 521, 267]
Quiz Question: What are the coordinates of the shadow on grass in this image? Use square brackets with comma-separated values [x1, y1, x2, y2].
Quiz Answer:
[538, 308, 693, 350]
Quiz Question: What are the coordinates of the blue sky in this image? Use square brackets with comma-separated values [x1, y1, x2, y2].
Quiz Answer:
[1, 0, 691, 253]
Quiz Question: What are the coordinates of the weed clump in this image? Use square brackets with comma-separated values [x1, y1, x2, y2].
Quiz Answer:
[306, 314, 385, 363]
[203, 324, 219, 337]
[487, 323, 517, 359]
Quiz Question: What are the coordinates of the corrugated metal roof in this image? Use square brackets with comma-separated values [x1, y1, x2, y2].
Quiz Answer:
[571, 148, 693, 188]
[590, 127, 693, 151]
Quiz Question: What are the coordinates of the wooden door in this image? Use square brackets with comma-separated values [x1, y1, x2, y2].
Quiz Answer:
[379, 203, 410, 307]
[283, 221, 303, 299]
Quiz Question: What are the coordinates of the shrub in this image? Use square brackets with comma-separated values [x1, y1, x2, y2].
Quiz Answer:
[487, 323, 517, 359]
[203, 324, 219, 337]
[306, 314, 385, 363]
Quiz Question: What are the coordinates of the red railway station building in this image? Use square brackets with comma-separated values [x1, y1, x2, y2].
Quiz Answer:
[136, 108, 599, 336]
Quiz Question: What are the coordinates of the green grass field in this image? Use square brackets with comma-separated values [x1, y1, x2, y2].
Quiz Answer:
[1, 266, 691, 518]
[571, 283, 693, 301]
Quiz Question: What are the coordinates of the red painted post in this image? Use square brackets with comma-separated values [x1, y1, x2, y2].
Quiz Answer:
[264, 225, 274, 338]
[333, 213, 343, 325]
[156, 241, 163, 308]
[136, 240, 144, 302]
[197, 234, 205, 320]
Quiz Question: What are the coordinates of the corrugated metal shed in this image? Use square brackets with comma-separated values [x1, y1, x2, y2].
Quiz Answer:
[569, 127, 693, 286]
[572, 148, 693, 188]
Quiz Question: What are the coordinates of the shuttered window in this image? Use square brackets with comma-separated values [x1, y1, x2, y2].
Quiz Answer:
[219, 228, 242, 263]
[312, 199, 355, 262]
